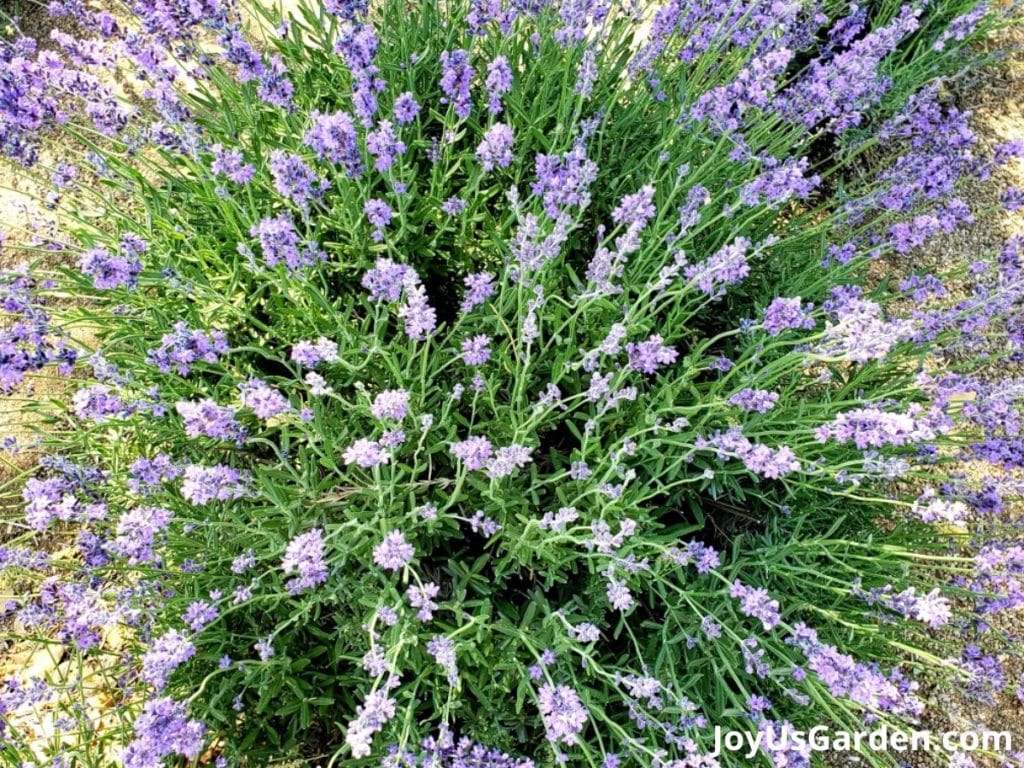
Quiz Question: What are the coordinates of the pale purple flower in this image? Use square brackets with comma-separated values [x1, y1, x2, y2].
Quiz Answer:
[476, 122, 514, 171]
[485, 56, 513, 114]
[537, 683, 588, 746]
[451, 436, 494, 470]
[393, 91, 421, 124]
[373, 530, 414, 571]
[281, 528, 328, 594]
[371, 389, 410, 421]
[461, 335, 492, 366]
[626, 334, 678, 374]
[486, 444, 532, 479]
[343, 439, 390, 468]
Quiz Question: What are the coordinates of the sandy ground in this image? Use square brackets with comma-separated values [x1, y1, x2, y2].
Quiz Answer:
[1, 3, 1023, 766]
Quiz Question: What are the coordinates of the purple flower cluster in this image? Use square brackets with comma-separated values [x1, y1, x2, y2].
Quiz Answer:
[250, 214, 326, 271]
[439, 50, 474, 119]
[180, 464, 250, 505]
[281, 528, 329, 594]
[304, 110, 363, 177]
[175, 399, 246, 443]
[476, 122, 515, 171]
[537, 683, 588, 746]
[147, 322, 228, 376]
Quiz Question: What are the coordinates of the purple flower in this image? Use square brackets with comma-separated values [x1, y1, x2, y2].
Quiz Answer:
[281, 528, 329, 594]
[110, 506, 174, 563]
[147, 322, 228, 376]
[291, 337, 338, 367]
[304, 110, 363, 178]
[79, 246, 142, 290]
[393, 91, 421, 124]
[180, 464, 250, 505]
[486, 444, 532, 479]
[476, 122, 514, 171]
[396, 270, 437, 340]
[183, 600, 218, 632]
[461, 335, 492, 366]
[371, 389, 409, 421]
[364, 198, 394, 241]
[175, 399, 246, 442]
[626, 334, 677, 374]
[763, 297, 814, 336]
[250, 214, 326, 271]
[685, 237, 751, 298]
[373, 530, 414, 571]
[728, 388, 779, 413]
[427, 635, 459, 685]
[123, 697, 206, 768]
[442, 196, 468, 216]
[440, 49, 474, 119]
[268, 150, 328, 208]
[211, 144, 255, 184]
[537, 683, 588, 746]
[451, 436, 494, 470]
[362, 258, 411, 302]
[141, 629, 196, 690]
[461, 272, 495, 312]
[407, 582, 440, 621]
[730, 580, 781, 630]
[366, 120, 406, 172]
[485, 56, 513, 114]
[238, 377, 290, 419]
[343, 438, 390, 468]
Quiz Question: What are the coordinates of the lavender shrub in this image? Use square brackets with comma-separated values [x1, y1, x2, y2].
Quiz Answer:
[1, 0, 1023, 766]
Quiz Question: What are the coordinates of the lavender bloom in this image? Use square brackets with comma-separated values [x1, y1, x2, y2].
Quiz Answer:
[427, 635, 459, 686]
[183, 600, 218, 632]
[210, 144, 255, 184]
[304, 110, 363, 178]
[461, 335, 492, 366]
[141, 629, 196, 690]
[738, 157, 820, 209]
[537, 683, 588, 746]
[79, 246, 142, 290]
[109, 506, 173, 564]
[575, 48, 598, 97]
[362, 258, 411, 302]
[364, 199, 394, 241]
[626, 334, 678, 374]
[250, 214, 326, 271]
[180, 464, 250, 505]
[476, 122, 514, 171]
[443, 196, 468, 216]
[730, 580, 782, 630]
[728, 388, 779, 413]
[174, 399, 246, 442]
[343, 438, 390, 468]
[486, 444, 532, 479]
[373, 530, 414, 571]
[814, 405, 945, 449]
[291, 337, 338, 367]
[147, 322, 228, 376]
[485, 56, 513, 114]
[268, 150, 328, 208]
[460, 272, 495, 312]
[345, 688, 397, 758]
[366, 120, 406, 172]
[238, 377, 290, 419]
[72, 383, 130, 422]
[393, 91, 421, 124]
[396, 271, 437, 340]
[763, 297, 814, 336]
[123, 697, 206, 768]
[685, 237, 751, 298]
[281, 528, 329, 594]
[532, 145, 599, 218]
[439, 50, 474, 119]
[407, 582, 440, 621]
[371, 389, 410, 421]
[451, 436, 494, 470]
[129, 454, 182, 495]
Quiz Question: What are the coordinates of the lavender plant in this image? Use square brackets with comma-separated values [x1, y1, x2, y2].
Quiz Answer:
[2, 0, 1023, 766]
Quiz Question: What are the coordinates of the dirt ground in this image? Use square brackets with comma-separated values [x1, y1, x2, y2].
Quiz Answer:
[1, 3, 1023, 766]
